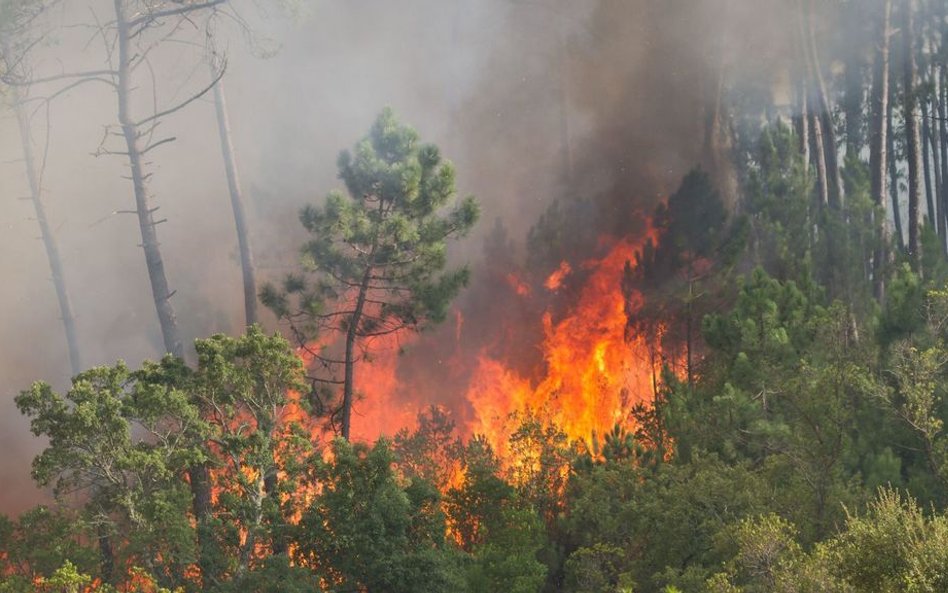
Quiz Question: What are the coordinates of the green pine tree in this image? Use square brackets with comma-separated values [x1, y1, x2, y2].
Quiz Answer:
[262, 107, 479, 439]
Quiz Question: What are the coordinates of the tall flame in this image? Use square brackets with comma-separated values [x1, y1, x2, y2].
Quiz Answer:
[465, 237, 659, 457]
[294, 230, 668, 462]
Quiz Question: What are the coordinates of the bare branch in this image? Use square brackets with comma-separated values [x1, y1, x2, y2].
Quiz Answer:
[127, 0, 227, 30]
[141, 136, 177, 154]
[5, 69, 118, 87]
[134, 61, 225, 127]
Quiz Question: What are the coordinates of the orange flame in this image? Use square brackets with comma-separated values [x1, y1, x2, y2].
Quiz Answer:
[544, 260, 572, 291]
[466, 236, 662, 457]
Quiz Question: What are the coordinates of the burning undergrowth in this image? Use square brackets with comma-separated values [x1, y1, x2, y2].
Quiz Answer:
[302, 202, 685, 464]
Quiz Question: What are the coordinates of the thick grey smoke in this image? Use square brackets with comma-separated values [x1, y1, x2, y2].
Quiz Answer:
[0, 0, 804, 512]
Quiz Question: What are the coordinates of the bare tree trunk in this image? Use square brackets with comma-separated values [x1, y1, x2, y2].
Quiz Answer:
[797, 1, 828, 209]
[209, 62, 257, 327]
[796, 77, 811, 176]
[8, 81, 82, 375]
[889, 66, 906, 251]
[928, 64, 945, 249]
[939, 9, 948, 254]
[811, 109, 830, 208]
[923, 94, 936, 227]
[923, 8, 943, 246]
[844, 44, 865, 160]
[903, 0, 923, 269]
[871, 0, 892, 301]
[114, 0, 182, 357]
[805, 0, 845, 209]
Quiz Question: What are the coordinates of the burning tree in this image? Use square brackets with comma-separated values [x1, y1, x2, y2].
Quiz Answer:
[263, 108, 479, 440]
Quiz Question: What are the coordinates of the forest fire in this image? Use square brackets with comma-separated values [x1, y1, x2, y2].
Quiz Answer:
[299, 231, 670, 464]
[465, 237, 662, 457]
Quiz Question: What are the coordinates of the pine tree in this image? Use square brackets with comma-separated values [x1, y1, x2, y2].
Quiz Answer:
[263, 108, 479, 440]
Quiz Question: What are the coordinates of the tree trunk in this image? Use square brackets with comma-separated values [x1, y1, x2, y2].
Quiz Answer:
[888, 66, 906, 251]
[939, 25, 948, 254]
[870, 0, 892, 301]
[114, 0, 183, 357]
[210, 63, 258, 327]
[797, 0, 828, 210]
[903, 0, 922, 269]
[923, 94, 936, 227]
[810, 109, 830, 208]
[188, 462, 216, 590]
[263, 470, 286, 555]
[940, 66, 948, 248]
[97, 523, 115, 585]
[927, 60, 945, 247]
[928, 67, 945, 250]
[341, 266, 373, 440]
[7, 75, 82, 375]
[844, 42, 865, 160]
[805, 0, 844, 209]
[923, 10, 943, 247]
[796, 77, 810, 176]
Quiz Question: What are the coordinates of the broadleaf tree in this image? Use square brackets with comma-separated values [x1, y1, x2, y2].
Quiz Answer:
[262, 107, 479, 439]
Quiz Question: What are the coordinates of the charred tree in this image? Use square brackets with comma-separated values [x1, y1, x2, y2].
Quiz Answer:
[871, 0, 893, 301]
[7, 84, 83, 375]
[113, 0, 179, 356]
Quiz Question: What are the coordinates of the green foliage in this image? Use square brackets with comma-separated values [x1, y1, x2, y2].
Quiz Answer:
[442, 436, 547, 593]
[0, 506, 98, 585]
[262, 107, 478, 331]
[189, 327, 309, 578]
[15, 359, 201, 587]
[562, 543, 633, 593]
[295, 438, 464, 593]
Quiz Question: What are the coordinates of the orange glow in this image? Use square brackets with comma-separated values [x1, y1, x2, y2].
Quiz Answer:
[544, 260, 572, 291]
[289, 226, 674, 470]
[505, 272, 532, 297]
[466, 236, 664, 458]
[349, 333, 419, 442]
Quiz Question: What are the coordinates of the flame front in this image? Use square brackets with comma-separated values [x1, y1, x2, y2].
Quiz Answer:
[291, 231, 669, 464]
[466, 238, 660, 456]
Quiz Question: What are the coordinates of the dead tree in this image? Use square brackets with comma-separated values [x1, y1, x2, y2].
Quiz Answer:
[1, 14, 83, 376]
[208, 52, 257, 327]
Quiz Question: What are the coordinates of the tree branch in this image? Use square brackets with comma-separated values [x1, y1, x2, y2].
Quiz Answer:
[127, 0, 227, 29]
[134, 61, 225, 127]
